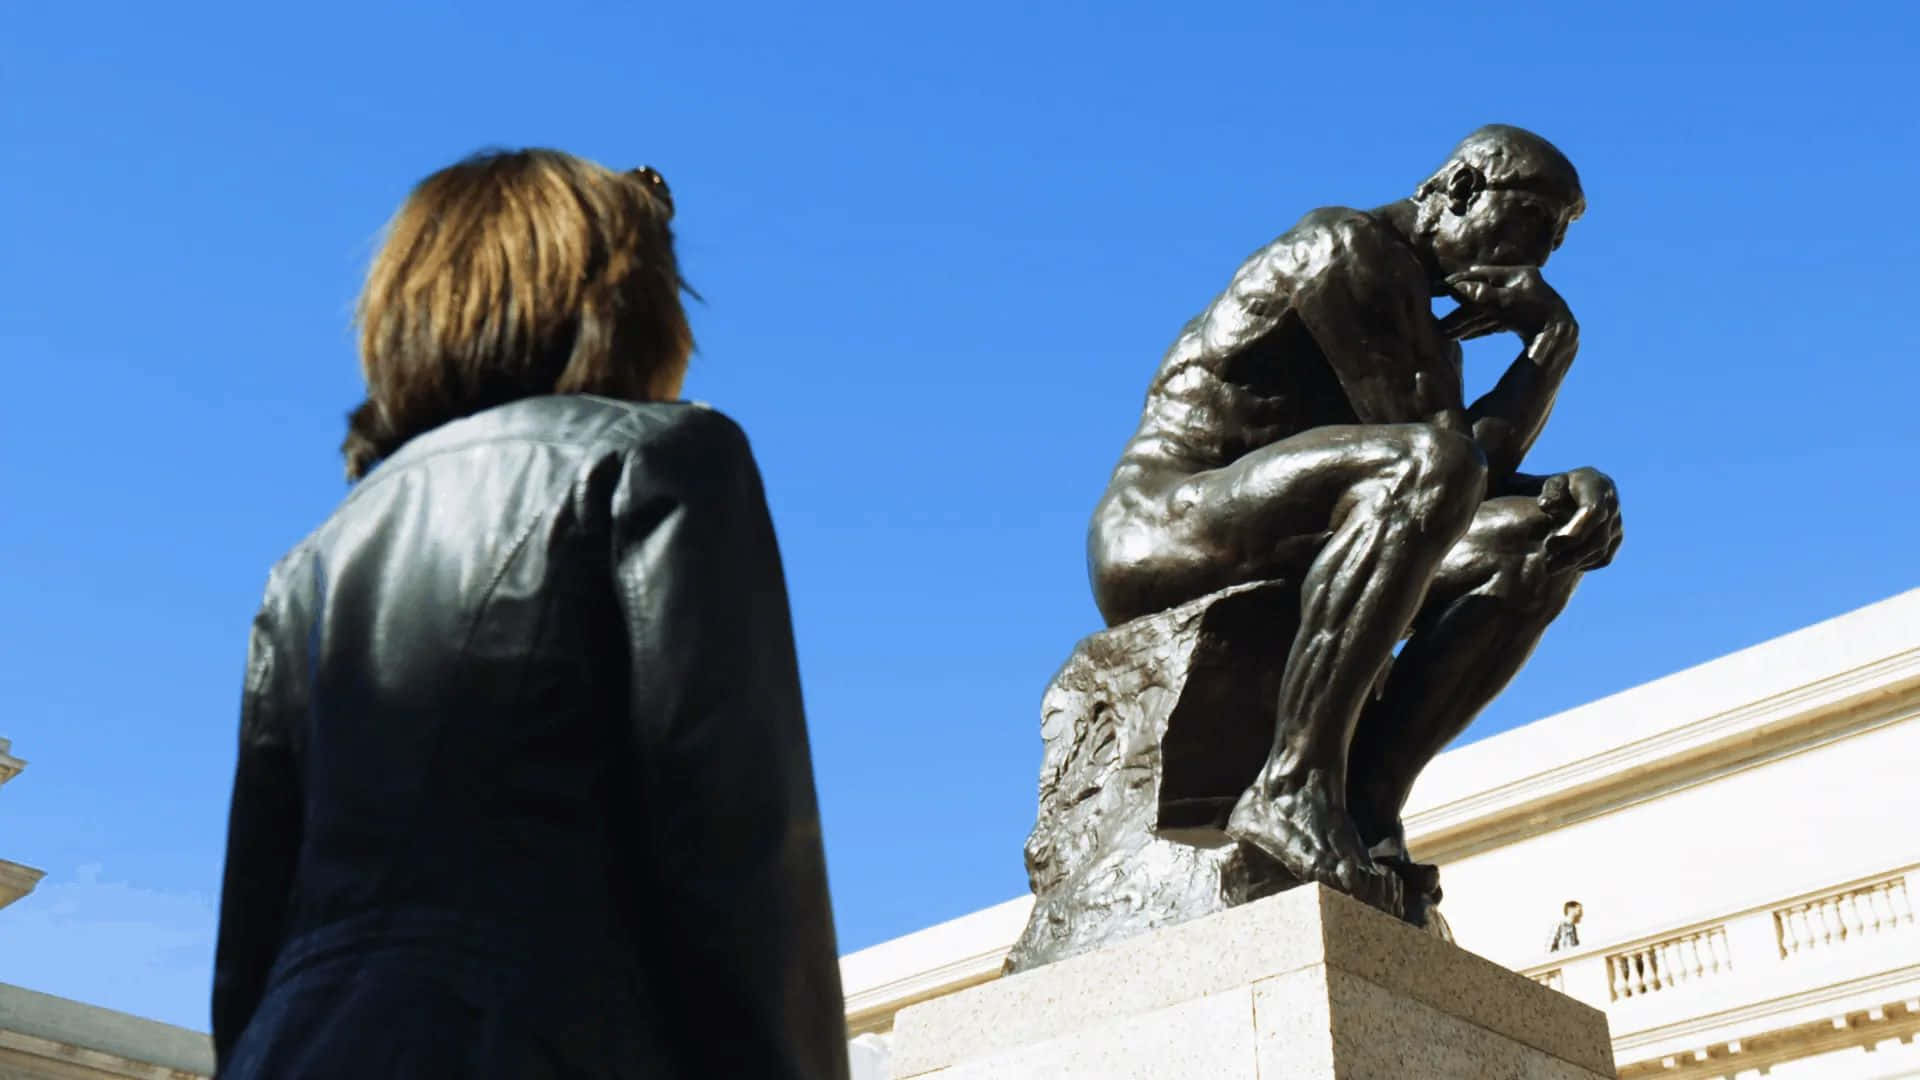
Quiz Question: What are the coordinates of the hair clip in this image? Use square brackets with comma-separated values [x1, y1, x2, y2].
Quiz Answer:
[629, 166, 674, 217]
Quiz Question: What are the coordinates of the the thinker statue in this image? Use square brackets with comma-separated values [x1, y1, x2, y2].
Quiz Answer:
[1088, 124, 1621, 924]
[1013, 126, 1622, 967]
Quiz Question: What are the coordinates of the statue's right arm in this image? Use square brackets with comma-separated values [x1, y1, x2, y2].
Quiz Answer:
[1282, 213, 1467, 429]
[1449, 266, 1581, 483]
[609, 409, 852, 1080]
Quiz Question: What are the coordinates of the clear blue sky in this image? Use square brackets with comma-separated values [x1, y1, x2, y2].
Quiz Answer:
[2, 2, 1915, 1031]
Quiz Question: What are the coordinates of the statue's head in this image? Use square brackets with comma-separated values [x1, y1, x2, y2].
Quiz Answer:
[1564, 899, 1584, 923]
[1414, 125, 1584, 276]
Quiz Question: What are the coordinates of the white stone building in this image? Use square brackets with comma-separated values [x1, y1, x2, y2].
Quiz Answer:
[0, 743, 214, 1080]
[0, 741, 43, 917]
[843, 588, 1920, 1079]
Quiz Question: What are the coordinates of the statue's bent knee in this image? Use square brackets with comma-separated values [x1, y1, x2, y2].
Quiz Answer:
[1393, 427, 1486, 532]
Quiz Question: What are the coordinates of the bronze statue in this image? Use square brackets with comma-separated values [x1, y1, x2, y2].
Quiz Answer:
[1011, 126, 1621, 968]
[1092, 122, 1621, 921]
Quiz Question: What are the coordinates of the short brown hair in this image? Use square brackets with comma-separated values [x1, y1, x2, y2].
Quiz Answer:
[342, 148, 691, 480]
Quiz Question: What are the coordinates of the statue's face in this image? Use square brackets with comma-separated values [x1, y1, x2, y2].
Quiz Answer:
[1430, 187, 1574, 274]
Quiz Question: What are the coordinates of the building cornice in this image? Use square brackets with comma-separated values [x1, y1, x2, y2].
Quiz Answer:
[0, 982, 213, 1077]
[1404, 591, 1920, 863]
[1612, 962, 1920, 1060]
[1619, 1004, 1920, 1080]
[840, 897, 1031, 1035]
[0, 860, 44, 913]
[0, 738, 22, 789]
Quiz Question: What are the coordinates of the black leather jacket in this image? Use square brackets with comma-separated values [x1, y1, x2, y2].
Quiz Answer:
[212, 396, 849, 1079]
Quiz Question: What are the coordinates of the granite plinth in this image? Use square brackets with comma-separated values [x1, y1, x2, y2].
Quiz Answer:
[891, 884, 1614, 1079]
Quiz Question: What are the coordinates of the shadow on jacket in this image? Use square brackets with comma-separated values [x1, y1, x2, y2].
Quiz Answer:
[212, 396, 850, 1079]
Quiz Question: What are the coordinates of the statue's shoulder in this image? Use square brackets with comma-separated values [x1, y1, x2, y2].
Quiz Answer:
[1257, 207, 1411, 283]
[1282, 206, 1404, 256]
[1289, 205, 1374, 233]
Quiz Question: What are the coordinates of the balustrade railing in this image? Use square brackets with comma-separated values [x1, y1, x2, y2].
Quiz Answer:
[1606, 925, 1731, 1001]
[1774, 876, 1914, 959]
[1520, 869, 1920, 1029]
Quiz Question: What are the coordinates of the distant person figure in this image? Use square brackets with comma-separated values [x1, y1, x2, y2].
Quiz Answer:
[1548, 900, 1584, 953]
[211, 150, 850, 1079]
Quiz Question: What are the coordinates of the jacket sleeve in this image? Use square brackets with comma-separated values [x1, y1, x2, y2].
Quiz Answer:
[609, 409, 850, 1080]
[210, 571, 305, 1070]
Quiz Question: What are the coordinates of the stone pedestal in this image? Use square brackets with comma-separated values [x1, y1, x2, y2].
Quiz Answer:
[890, 885, 1615, 1079]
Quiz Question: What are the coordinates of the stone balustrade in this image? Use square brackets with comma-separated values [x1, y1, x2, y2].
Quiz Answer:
[1606, 924, 1732, 1001]
[1521, 864, 1920, 1074]
[1774, 874, 1913, 959]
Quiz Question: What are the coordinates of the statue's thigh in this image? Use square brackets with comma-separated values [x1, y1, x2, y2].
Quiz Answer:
[1184, 424, 1440, 559]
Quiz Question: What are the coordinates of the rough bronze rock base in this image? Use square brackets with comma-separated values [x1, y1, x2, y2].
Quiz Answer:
[1007, 581, 1305, 973]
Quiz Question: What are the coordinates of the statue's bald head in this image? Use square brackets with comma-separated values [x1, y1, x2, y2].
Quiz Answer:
[1411, 125, 1584, 276]
[1420, 125, 1585, 220]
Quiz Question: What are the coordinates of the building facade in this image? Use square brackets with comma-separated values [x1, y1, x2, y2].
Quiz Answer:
[0, 741, 43, 918]
[841, 589, 1920, 1079]
[0, 744, 213, 1080]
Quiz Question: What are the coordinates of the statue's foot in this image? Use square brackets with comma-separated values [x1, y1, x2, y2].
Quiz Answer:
[1378, 854, 1443, 930]
[1415, 899, 1455, 943]
[1365, 828, 1445, 932]
[1226, 774, 1404, 918]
